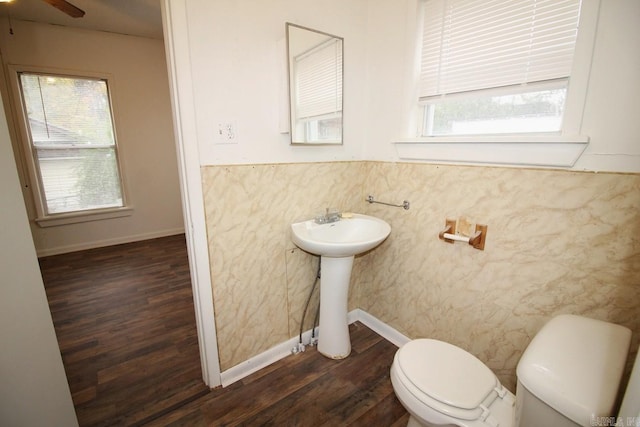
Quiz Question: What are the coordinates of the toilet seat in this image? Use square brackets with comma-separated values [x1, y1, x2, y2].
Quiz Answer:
[394, 339, 512, 425]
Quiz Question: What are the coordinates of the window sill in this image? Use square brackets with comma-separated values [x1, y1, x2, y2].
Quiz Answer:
[35, 206, 134, 228]
[393, 135, 589, 168]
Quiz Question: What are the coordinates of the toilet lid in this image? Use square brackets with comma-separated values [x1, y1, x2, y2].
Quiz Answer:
[397, 339, 498, 411]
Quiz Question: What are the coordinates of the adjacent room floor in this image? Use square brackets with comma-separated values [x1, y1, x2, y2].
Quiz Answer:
[39, 235, 408, 426]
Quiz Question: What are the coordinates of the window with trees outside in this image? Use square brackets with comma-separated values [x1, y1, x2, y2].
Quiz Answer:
[16, 72, 126, 220]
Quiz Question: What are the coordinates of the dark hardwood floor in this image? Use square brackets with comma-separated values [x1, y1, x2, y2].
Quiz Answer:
[40, 234, 207, 426]
[146, 322, 409, 427]
[39, 235, 409, 426]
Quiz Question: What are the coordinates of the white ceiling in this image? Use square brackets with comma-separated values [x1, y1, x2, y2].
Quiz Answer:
[0, 0, 163, 39]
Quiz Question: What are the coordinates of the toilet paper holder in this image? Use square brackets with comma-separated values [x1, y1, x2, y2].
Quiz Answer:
[438, 219, 487, 250]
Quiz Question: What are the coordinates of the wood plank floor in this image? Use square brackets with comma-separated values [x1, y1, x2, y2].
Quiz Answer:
[147, 322, 410, 426]
[39, 235, 409, 426]
[40, 235, 208, 426]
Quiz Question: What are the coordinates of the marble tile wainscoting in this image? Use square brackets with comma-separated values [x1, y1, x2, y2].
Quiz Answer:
[202, 161, 640, 391]
[201, 162, 367, 371]
[358, 162, 640, 391]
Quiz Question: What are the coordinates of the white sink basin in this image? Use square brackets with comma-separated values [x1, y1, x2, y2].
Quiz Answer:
[290, 213, 391, 359]
[291, 213, 391, 258]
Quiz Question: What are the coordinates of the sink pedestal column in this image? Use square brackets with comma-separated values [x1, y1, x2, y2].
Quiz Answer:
[317, 255, 354, 359]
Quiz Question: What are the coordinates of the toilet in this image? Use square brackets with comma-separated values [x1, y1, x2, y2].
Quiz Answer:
[391, 314, 635, 427]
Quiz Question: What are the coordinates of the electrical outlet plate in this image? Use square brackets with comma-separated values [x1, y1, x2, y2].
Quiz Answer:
[216, 120, 238, 144]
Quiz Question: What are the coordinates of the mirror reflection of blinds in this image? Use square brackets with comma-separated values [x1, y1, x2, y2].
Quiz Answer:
[294, 38, 342, 119]
[419, 0, 581, 101]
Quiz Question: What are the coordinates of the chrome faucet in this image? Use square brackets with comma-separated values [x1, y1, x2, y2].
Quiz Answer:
[315, 208, 341, 224]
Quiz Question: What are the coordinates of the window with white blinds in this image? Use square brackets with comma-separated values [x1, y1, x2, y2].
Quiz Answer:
[294, 37, 343, 120]
[17, 72, 125, 216]
[419, 0, 582, 136]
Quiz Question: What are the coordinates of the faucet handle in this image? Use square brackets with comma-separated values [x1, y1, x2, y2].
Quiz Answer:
[315, 207, 341, 224]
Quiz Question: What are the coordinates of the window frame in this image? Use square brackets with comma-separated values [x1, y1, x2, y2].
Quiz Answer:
[394, 0, 601, 167]
[8, 65, 132, 227]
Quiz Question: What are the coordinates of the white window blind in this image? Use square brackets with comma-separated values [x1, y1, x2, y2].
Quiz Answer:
[294, 38, 343, 119]
[420, 0, 581, 100]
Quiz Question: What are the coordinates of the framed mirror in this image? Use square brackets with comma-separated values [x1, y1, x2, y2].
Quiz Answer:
[286, 23, 343, 145]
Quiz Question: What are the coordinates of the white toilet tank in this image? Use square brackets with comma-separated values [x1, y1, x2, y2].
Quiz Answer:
[515, 315, 631, 427]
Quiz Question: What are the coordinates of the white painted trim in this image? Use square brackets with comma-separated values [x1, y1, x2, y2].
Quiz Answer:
[35, 207, 134, 228]
[161, 0, 221, 388]
[220, 327, 319, 387]
[396, 135, 589, 144]
[563, 0, 601, 135]
[393, 139, 589, 168]
[347, 309, 359, 325]
[35, 228, 185, 258]
[220, 309, 410, 387]
[352, 309, 410, 348]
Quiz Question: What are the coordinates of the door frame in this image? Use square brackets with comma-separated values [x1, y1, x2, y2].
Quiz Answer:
[161, 0, 221, 387]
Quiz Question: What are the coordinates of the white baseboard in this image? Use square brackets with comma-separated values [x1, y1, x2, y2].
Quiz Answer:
[352, 308, 410, 348]
[220, 326, 320, 387]
[219, 309, 410, 387]
[36, 228, 185, 257]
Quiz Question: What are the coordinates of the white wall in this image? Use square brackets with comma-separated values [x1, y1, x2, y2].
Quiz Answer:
[362, 0, 419, 162]
[576, 0, 640, 172]
[179, 0, 640, 173]
[0, 76, 78, 426]
[0, 19, 184, 256]
[183, 0, 369, 165]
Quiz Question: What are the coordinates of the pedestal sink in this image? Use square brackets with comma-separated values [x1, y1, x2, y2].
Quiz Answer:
[290, 213, 391, 359]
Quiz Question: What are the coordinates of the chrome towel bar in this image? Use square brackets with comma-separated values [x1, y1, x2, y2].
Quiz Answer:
[366, 194, 410, 210]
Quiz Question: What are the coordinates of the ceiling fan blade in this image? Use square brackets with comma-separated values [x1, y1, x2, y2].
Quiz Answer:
[41, 0, 85, 18]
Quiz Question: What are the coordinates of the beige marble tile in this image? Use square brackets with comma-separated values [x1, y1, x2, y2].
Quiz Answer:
[202, 161, 640, 390]
[201, 162, 366, 370]
[358, 163, 640, 391]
